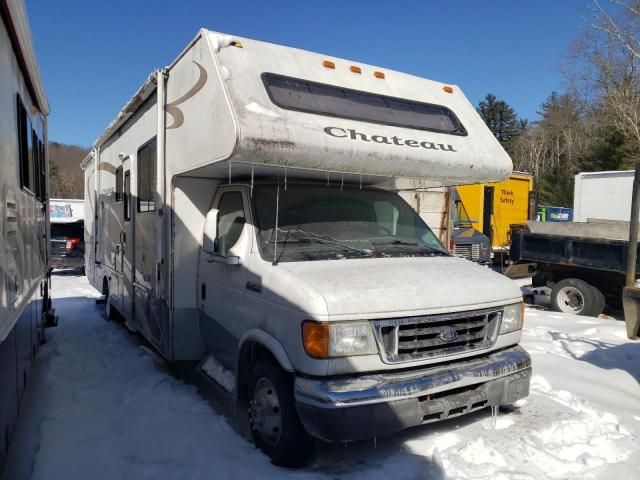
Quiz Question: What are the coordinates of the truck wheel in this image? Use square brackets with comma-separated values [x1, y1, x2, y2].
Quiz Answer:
[248, 357, 314, 467]
[550, 278, 603, 316]
[591, 286, 605, 317]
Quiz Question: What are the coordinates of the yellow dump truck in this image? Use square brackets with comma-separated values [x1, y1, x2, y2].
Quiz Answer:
[456, 172, 535, 260]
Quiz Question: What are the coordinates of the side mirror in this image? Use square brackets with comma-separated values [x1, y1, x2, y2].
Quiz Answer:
[203, 209, 218, 254]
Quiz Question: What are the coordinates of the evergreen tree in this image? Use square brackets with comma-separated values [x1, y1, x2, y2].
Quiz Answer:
[476, 94, 522, 153]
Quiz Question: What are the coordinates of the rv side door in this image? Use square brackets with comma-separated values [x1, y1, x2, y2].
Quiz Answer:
[197, 188, 251, 371]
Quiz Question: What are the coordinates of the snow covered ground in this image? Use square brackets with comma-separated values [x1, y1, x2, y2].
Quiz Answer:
[1, 273, 639, 480]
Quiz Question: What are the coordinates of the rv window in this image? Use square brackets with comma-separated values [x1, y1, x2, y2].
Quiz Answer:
[16, 95, 35, 192]
[137, 138, 157, 212]
[33, 131, 42, 200]
[124, 171, 131, 222]
[39, 141, 46, 200]
[262, 73, 467, 136]
[115, 166, 123, 202]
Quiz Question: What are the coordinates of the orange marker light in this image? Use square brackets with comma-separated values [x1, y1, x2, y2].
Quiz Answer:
[350, 65, 362, 74]
[302, 321, 329, 358]
[443, 85, 454, 93]
[323, 60, 336, 69]
[374, 71, 385, 79]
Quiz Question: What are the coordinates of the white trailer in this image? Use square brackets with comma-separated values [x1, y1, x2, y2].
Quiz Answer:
[83, 30, 530, 466]
[574, 170, 634, 222]
[0, 0, 50, 467]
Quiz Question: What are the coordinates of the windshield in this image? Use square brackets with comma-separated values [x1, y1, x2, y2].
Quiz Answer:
[253, 185, 448, 262]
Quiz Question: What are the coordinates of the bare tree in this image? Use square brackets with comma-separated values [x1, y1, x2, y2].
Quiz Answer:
[49, 142, 89, 198]
[568, 1, 640, 154]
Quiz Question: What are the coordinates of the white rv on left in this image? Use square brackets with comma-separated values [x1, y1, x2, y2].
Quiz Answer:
[0, 0, 50, 468]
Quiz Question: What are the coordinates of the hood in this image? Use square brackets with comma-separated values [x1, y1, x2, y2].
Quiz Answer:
[280, 256, 522, 319]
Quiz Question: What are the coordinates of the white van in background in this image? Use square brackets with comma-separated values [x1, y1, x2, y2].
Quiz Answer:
[83, 30, 530, 466]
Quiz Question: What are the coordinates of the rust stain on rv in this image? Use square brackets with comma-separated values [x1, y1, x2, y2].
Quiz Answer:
[166, 61, 208, 129]
[246, 138, 297, 150]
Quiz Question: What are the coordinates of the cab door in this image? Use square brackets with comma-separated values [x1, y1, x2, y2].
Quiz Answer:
[197, 187, 250, 370]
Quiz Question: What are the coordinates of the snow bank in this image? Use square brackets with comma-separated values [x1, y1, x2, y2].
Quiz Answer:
[2, 276, 639, 480]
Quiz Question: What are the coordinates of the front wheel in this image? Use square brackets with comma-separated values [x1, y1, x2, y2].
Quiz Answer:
[550, 278, 604, 316]
[248, 357, 314, 467]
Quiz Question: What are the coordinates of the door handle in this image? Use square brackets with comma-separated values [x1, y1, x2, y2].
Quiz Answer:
[201, 283, 206, 301]
[119, 230, 126, 244]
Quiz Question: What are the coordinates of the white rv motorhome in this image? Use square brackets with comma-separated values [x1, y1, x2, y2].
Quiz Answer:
[0, 0, 50, 468]
[83, 30, 531, 466]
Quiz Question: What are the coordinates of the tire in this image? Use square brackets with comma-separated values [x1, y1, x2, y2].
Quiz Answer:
[248, 357, 314, 467]
[591, 286, 606, 317]
[550, 278, 604, 316]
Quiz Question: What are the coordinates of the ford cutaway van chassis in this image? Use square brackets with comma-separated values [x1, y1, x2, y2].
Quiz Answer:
[83, 30, 531, 466]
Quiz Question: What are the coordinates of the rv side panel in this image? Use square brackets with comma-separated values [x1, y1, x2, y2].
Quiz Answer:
[170, 177, 220, 360]
[0, 0, 49, 468]
[164, 33, 238, 180]
[95, 94, 161, 349]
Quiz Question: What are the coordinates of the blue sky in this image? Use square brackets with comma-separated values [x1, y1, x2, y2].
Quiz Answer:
[27, 0, 591, 147]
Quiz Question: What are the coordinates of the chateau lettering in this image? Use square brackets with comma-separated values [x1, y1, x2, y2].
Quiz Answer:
[324, 127, 457, 152]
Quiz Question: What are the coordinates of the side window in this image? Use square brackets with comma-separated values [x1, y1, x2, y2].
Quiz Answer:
[124, 171, 131, 222]
[16, 94, 33, 192]
[39, 141, 46, 200]
[216, 192, 246, 256]
[33, 131, 41, 199]
[373, 201, 399, 235]
[115, 166, 123, 202]
[137, 137, 157, 212]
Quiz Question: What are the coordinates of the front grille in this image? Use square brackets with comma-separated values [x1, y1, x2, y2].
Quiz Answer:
[373, 307, 502, 363]
[453, 243, 480, 261]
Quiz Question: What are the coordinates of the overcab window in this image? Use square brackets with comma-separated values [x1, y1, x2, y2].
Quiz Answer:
[262, 73, 467, 136]
[137, 137, 157, 212]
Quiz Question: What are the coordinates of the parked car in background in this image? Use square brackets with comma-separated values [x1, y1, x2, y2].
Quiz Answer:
[49, 199, 85, 272]
[50, 219, 85, 272]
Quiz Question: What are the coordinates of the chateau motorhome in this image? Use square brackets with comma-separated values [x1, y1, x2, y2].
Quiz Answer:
[0, 0, 51, 468]
[83, 30, 531, 466]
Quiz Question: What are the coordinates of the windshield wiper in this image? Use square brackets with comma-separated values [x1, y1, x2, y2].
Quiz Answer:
[295, 237, 377, 256]
[266, 228, 374, 256]
[372, 239, 449, 255]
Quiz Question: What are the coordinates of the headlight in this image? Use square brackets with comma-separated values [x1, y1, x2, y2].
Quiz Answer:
[499, 302, 524, 334]
[302, 321, 377, 358]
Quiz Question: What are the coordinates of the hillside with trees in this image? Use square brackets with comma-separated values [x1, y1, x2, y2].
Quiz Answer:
[49, 142, 89, 199]
[478, 0, 640, 207]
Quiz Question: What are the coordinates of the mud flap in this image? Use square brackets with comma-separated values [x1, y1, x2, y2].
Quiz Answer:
[622, 286, 640, 340]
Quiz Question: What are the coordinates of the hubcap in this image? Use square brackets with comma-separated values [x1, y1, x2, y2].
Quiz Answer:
[557, 286, 585, 314]
[248, 377, 282, 445]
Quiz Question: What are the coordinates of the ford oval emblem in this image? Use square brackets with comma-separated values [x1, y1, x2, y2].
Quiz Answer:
[438, 327, 458, 342]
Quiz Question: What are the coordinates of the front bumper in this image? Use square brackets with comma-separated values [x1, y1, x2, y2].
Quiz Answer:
[295, 345, 531, 442]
